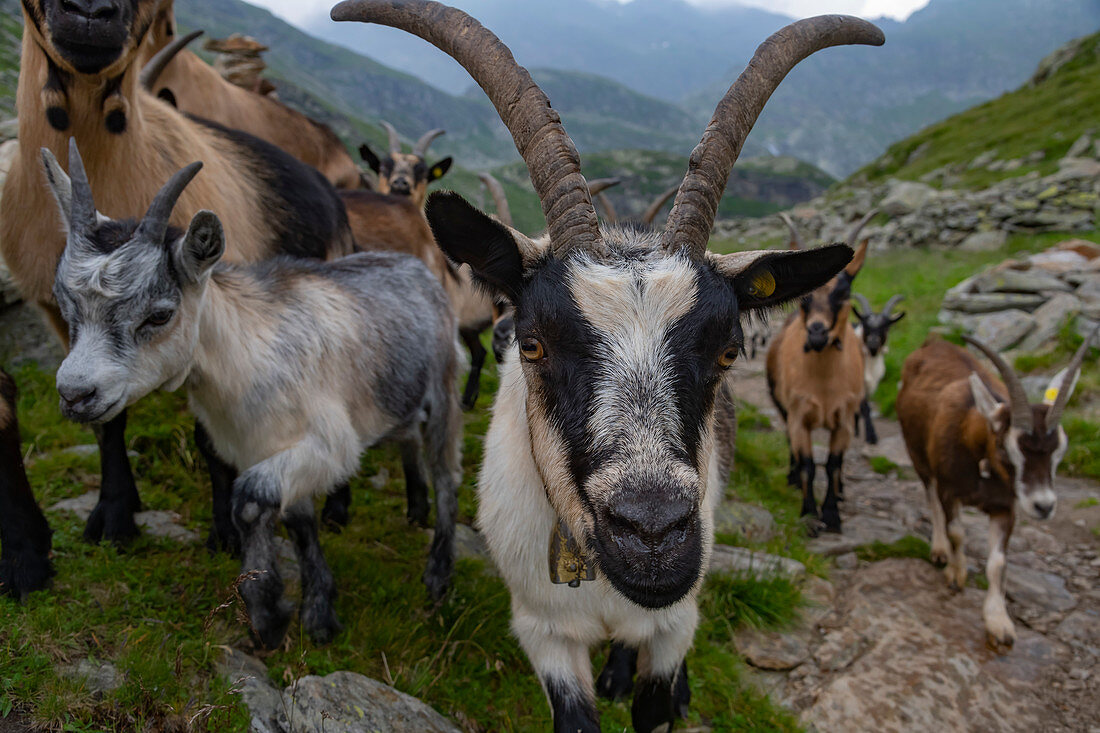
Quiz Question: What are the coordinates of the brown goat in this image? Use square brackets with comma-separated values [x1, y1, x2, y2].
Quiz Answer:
[359, 122, 452, 207]
[3, 0, 355, 547]
[139, 5, 365, 190]
[897, 334, 1093, 649]
[766, 214, 873, 533]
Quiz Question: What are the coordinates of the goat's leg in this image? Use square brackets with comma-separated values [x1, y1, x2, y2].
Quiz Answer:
[84, 410, 141, 544]
[790, 423, 820, 533]
[786, 452, 800, 488]
[822, 451, 844, 533]
[632, 616, 696, 731]
[320, 483, 351, 532]
[284, 501, 342, 644]
[927, 479, 950, 566]
[195, 421, 240, 555]
[983, 510, 1016, 649]
[231, 479, 292, 651]
[423, 387, 462, 600]
[400, 434, 430, 527]
[514, 608, 599, 732]
[0, 391, 54, 599]
[859, 399, 878, 445]
[459, 326, 486, 411]
[944, 499, 967, 590]
[596, 642, 637, 701]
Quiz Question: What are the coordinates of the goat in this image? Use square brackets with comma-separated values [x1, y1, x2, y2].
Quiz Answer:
[2, 0, 356, 550]
[766, 212, 875, 535]
[896, 333, 1093, 649]
[45, 140, 462, 649]
[138, 3, 366, 190]
[359, 122, 452, 207]
[334, 2, 881, 729]
[0, 369, 54, 600]
[851, 293, 905, 444]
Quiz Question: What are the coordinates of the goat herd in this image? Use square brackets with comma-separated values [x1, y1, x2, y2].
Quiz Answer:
[0, 1, 1093, 730]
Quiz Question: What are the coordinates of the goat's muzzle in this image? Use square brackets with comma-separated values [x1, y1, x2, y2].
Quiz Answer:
[47, 0, 132, 74]
[805, 323, 830, 352]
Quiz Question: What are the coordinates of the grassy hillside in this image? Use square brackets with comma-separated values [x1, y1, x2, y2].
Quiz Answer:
[854, 31, 1100, 190]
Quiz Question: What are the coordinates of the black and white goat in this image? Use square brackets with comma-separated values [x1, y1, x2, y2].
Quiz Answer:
[851, 293, 905, 444]
[44, 140, 462, 649]
[334, 2, 882, 730]
[0, 369, 54, 599]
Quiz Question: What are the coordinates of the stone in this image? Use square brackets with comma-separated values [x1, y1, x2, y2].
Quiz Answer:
[973, 269, 1071, 295]
[940, 292, 1046, 314]
[218, 648, 283, 733]
[969, 150, 996, 170]
[735, 629, 813, 671]
[713, 501, 776, 543]
[1053, 609, 1100, 647]
[1055, 238, 1100, 260]
[1002, 158, 1024, 172]
[972, 310, 1036, 351]
[807, 515, 909, 557]
[880, 181, 938, 217]
[1067, 134, 1093, 159]
[49, 491, 199, 543]
[1029, 248, 1090, 273]
[1075, 315, 1099, 341]
[709, 545, 806, 581]
[814, 628, 869, 672]
[958, 230, 1007, 252]
[59, 659, 122, 696]
[1053, 157, 1100, 181]
[1017, 293, 1082, 351]
[835, 552, 858, 570]
[1007, 565, 1077, 613]
[279, 672, 460, 733]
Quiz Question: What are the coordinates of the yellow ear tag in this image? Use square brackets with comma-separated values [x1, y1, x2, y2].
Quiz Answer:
[1044, 387, 1059, 406]
[432, 167, 443, 178]
[748, 269, 776, 299]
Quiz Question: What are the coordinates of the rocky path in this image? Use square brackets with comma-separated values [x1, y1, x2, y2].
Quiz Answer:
[729, 352, 1100, 733]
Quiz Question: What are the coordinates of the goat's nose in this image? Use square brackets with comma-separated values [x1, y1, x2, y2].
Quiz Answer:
[1033, 500, 1054, 519]
[62, 0, 118, 19]
[607, 494, 694, 546]
[58, 383, 97, 410]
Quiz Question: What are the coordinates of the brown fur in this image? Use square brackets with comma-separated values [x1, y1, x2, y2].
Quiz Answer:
[341, 190, 451, 285]
[140, 6, 364, 190]
[1, 11, 354, 321]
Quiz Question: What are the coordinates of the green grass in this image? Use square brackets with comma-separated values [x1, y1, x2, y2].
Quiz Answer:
[868, 456, 899, 476]
[2, 341, 810, 731]
[854, 537, 931, 564]
[1076, 497, 1099, 509]
[855, 31, 1100, 190]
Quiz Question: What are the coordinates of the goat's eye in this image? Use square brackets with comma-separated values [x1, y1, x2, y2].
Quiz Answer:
[519, 337, 545, 362]
[142, 310, 174, 329]
[718, 348, 738, 369]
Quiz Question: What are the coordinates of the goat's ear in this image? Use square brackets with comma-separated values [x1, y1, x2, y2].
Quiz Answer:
[176, 210, 225, 281]
[890, 311, 906, 325]
[425, 191, 543, 302]
[359, 144, 381, 174]
[156, 87, 178, 108]
[844, 238, 869, 278]
[1043, 366, 1081, 408]
[40, 147, 74, 231]
[969, 373, 1010, 435]
[710, 244, 853, 312]
[850, 303, 865, 320]
[428, 157, 453, 182]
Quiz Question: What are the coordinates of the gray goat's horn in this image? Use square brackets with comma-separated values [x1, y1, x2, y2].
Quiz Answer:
[846, 208, 878, 248]
[963, 335, 1034, 433]
[852, 293, 871, 318]
[779, 212, 803, 250]
[478, 172, 512, 228]
[663, 16, 884, 259]
[140, 30, 204, 92]
[641, 186, 678, 226]
[1047, 325, 1099, 427]
[332, 0, 602, 259]
[588, 178, 621, 224]
[66, 138, 98, 236]
[413, 128, 445, 157]
[136, 161, 204, 244]
[380, 121, 401, 154]
[883, 294, 905, 316]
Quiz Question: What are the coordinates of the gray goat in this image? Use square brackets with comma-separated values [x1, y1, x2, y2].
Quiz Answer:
[44, 140, 462, 649]
[851, 293, 905, 444]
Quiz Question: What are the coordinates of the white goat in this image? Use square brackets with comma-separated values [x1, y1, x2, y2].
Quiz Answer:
[45, 140, 462, 650]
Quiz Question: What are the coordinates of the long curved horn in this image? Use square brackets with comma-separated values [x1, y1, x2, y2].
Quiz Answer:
[478, 172, 512, 228]
[140, 30, 204, 92]
[587, 177, 621, 196]
[413, 128, 445, 157]
[779, 212, 803, 250]
[595, 192, 618, 224]
[135, 161, 204, 245]
[1047, 325, 1099, 427]
[641, 186, 678, 226]
[846, 208, 878, 247]
[380, 121, 401, 154]
[963, 335, 1033, 433]
[852, 293, 871, 318]
[662, 16, 884, 258]
[883, 294, 905, 316]
[332, 0, 601, 258]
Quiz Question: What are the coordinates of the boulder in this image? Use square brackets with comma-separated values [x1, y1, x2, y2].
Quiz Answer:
[940, 292, 1046, 314]
[1007, 565, 1077, 614]
[880, 181, 938, 217]
[1053, 157, 1100, 182]
[709, 545, 806, 581]
[972, 310, 1036, 351]
[1066, 133, 1093, 159]
[713, 501, 776, 543]
[59, 659, 122, 696]
[1016, 293, 1082, 351]
[807, 515, 910, 557]
[735, 629, 813, 671]
[973, 269, 1071, 295]
[958, 230, 1006, 252]
[280, 673, 461, 733]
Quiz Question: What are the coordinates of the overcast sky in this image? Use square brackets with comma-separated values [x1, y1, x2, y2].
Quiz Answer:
[250, 0, 931, 29]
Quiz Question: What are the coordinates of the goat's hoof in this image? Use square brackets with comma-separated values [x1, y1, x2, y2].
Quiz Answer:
[596, 648, 635, 701]
[944, 565, 967, 591]
[985, 623, 1016, 653]
[406, 507, 430, 528]
[320, 499, 350, 532]
[249, 600, 294, 651]
[423, 568, 452, 602]
[0, 552, 55, 601]
[205, 529, 242, 558]
[823, 521, 843, 534]
[929, 547, 950, 566]
[801, 515, 824, 538]
[302, 604, 343, 645]
[83, 502, 140, 546]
